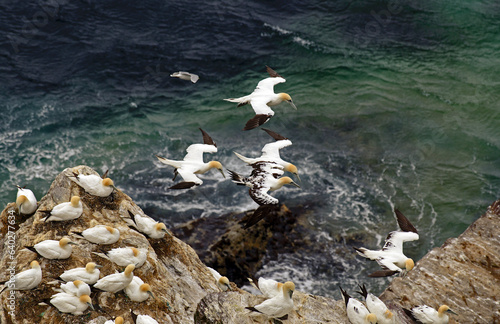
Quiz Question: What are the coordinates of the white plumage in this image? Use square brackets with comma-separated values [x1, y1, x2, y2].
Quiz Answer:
[16, 186, 37, 215]
[340, 287, 378, 324]
[255, 277, 283, 299]
[124, 211, 168, 239]
[104, 316, 124, 324]
[40, 196, 83, 222]
[59, 262, 101, 284]
[135, 314, 159, 324]
[49, 292, 93, 315]
[207, 267, 230, 291]
[224, 67, 297, 130]
[93, 247, 147, 268]
[31, 237, 75, 259]
[247, 281, 295, 319]
[124, 276, 153, 302]
[355, 209, 419, 277]
[170, 71, 199, 83]
[93, 264, 135, 293]
[358, 284, 395, 324]
[406, 305, 457, 324]
[1, 260, 42, 292]
[72, 172, 115, 197]
[60, 280, 91, 297]
[77, 225, 120, 245]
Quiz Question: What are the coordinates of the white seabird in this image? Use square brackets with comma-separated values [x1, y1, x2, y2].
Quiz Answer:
[357, 284, 395, 324]
[49, 292, 93, 315]
[224, 66, 297, 130]
[124, 210, 169, 239]
[16, 185, 37, 215]
[132, 313, 160, 324]
[0, 260, 42, 292]
[155, 128, 225, 189]
[93, 247, 147, 268]
[71, 171, 116, 197]
[234, 128, 300, 180]
[73, 224, 120, 245]
[28, 237, 76, 259]
[59, 262, 101, 284]
[39, 196, 83, 222]
[104, 316, 124, 324]
[170, 71, 199, 83]
[207, 267, 231, 291]
[248, 277, 283, 299]
[124, 276, 153, 302]
[59, 280, 91, 297]
[246, 281, 295, 320]
[404, 305, 457, 324]
[340, 287, 378, 324]
[354, 208, 419, 277]
[93, 264, 135, 293]
[228, 161, 299, 206]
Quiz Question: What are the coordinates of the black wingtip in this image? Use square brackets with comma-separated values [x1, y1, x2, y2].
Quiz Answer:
[199, 128, 217, 147]
[339, 286, 350, 308]
[403, 308, 418, 322]
[368, 270, 399, 277]
[25, 246, 37, 254]
[101, 169, 109, 179]
[394, 208, 418, 234]
[261, 128, 288, 141]
[357, 284, 368, 299]
[241, 205, 277, 229]
[169, 182, 197, 189]
[243, 114, 271, 131]
[265, 65, 282, 78]
[246, 306, 262, 314]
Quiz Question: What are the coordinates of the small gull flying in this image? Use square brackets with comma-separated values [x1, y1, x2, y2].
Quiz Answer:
[170, 71, 199, 83]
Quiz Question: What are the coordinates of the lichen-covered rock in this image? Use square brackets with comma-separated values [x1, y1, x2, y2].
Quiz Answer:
[0, 166, 223, 324]
[380, 200, 500, 324]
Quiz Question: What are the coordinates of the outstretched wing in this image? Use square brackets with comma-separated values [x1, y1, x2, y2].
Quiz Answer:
[253, 77, 286, 96]
[266, 66, 282, 78]
[199, 128, 217, 147]
[394, 208, 418, 234]
[183, 144, 217, 162]
[260, 140, 292, 160]
[262, 128, 288, 141]
[382, 231, 419, 253]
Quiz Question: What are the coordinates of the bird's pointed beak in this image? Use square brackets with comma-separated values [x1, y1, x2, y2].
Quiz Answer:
[291, 181, 300, 188]
[95, 264, 103, 268]
[447, 309, 458, 315]
[147, 291, 154, 298]
[88, 302, 94, 310]
[288, 100, 297, 110]
[219, 169, 226, 179]
[295, 172, 301, 183]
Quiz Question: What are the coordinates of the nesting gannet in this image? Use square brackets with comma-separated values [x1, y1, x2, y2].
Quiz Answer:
[229, 161, 299, 206]
[248, 277, 283, 298]
[124, 210, 169, 239]
[207, 267, 231, 291]
[73, 225, 120, 245]
[49, 292, 93, 315]
[58, 280, 91, 297]
[224, 66, 297, 130]
[132, 313, 160, 324]
[39, 196, 83, 222]
[16, 185, 37, 215]
[155, 128, 225, 189]
[0, 260, 42, 292]
[357, 284, 395, 324]
[234, 128, 300, 180]
[246, 281, 295, 320]
[104, 317, 124, 324]
[71, 171, 116, 197]
[27, 237, 76, 259]
[93, 247, 147, 268]
[59, 262, 101, 284]
[354, 208, 419, 277]
[340, 287, 378, 324]
[170, 71, 199, 83]
[93, 264, 135, 293]
[124, 276, 153, 302]
[404, 305, 457, 324]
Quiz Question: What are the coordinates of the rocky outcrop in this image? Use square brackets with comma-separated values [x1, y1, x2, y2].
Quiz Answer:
[0, 166, 227, 324]
[379, 200, 500, 324]
[1, 166, 499, 323]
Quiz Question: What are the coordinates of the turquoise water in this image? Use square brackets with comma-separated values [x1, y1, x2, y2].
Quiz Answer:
[1, 0, 499, 297]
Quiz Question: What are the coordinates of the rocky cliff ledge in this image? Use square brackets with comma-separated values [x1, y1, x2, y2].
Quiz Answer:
[0, 166, 498, 323]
